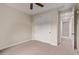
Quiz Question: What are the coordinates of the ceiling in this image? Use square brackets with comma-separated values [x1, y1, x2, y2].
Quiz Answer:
[5, 3, 75, 15]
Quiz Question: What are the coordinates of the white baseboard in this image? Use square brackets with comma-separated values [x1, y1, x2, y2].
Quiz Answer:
[50, 42, 58, 46]
[33, 40, 57, 46]
[0, 39, 31, 50]
[32, 37, 57, 46]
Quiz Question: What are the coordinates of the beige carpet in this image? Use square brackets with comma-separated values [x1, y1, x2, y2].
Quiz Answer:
[0, 40, 78, 55]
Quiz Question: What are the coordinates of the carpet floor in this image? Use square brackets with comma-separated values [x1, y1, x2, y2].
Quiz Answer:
[0, 40, 78, 55]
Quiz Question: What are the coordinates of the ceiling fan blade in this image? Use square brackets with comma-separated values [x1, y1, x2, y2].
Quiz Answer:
[35, 3, 44, 7]
[30, 3, 33, 10]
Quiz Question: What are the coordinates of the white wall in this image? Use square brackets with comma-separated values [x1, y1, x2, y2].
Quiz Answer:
[0, 4, 32, 50]
[32, 9, 58, 46]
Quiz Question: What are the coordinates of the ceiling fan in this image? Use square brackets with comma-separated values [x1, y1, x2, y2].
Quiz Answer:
[30, 3, 44, 10]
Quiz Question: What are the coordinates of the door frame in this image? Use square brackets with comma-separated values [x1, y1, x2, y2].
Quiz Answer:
[58, 7, 77, 50]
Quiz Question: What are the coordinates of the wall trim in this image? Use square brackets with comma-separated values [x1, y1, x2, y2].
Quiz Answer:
[33, 40, 58, 46]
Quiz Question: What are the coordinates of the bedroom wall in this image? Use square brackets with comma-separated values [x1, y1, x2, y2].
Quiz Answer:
[32, 9, 59, 46]
[0, 4, 32, 50]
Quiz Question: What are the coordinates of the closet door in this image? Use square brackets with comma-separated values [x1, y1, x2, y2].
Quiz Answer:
[34, 15, 51, 43]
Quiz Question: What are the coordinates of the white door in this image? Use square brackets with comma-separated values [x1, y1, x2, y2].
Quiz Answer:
[34, 15, 51, 44]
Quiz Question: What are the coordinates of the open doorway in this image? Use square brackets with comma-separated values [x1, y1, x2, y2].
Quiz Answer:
[59, 8, 76, 50]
